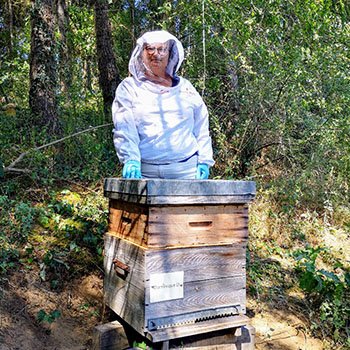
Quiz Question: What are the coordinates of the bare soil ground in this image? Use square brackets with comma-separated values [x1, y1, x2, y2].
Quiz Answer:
[0, 264, 324, 350]
[250, 304, 323, 349]
[0, 266, 104, 350]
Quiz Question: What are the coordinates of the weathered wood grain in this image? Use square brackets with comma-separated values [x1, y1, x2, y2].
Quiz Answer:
[105, 234, 246, 283]
[104, 278, 146, 336]
[104, 179, 256, 205]
[144, 245, 246, 280]
[107, 201, 249, 248]
[104, 235, 146, 334]
[104, 257, 146, 335]
[104, 235, 247, 337]
[108, 200, 148, 245]
[92, 321, 130, 350]
[145, 276, 246, 319]
[147, 205, 248, 248]
[104, 234, 146, 285]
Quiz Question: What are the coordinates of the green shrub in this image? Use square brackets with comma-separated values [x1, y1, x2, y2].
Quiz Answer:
[293, 245, 350, 345]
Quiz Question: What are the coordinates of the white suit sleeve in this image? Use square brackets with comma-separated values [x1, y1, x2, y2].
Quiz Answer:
[192, 92, 215, 167]
[112, 80, 141, 164]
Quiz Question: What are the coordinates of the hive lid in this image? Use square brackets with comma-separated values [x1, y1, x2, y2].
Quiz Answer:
[103, 178, 256, 205]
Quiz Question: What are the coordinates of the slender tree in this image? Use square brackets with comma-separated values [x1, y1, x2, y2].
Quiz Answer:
[7, 0, 14, 56]
[94, 0, 120, 116]
[29, 0, 59, 133]
[56, 0, 72, 99]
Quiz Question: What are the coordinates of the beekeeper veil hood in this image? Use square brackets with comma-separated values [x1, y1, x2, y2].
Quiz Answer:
[129, 30, 184, 83]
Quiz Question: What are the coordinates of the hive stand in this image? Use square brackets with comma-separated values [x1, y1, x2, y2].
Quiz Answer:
[92, 319, 255, 349]
[100, 179, 256, 349]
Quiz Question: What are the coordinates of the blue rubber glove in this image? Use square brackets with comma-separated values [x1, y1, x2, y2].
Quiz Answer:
[196, 163, 209, 179]
[122, 160, 142, 179]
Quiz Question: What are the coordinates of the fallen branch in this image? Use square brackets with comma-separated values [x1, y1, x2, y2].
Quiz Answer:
[3, 167, 31, 174]
[3, 122, 112, 174]
[53, 177, 100, 193]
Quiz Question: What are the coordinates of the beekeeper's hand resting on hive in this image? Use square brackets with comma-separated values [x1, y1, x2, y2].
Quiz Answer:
[112, 31, 215, 179]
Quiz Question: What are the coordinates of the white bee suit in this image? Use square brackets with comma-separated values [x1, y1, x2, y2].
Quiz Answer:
[112, 31, 215, 178]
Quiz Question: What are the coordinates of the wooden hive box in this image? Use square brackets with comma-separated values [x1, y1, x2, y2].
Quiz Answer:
[104, 179, 255, 249]
[103, 179, 256, 342]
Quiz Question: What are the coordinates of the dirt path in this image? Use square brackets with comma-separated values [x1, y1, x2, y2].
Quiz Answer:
[252, 312, 323, 349]
[0, 267, 104, 350]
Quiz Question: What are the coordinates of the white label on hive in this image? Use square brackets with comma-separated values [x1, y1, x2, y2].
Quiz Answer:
[150, 271, 184, 303]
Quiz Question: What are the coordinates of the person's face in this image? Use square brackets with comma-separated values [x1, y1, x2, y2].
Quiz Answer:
[143, 42, 170, 76]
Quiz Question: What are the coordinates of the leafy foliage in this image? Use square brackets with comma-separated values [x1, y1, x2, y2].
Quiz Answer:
[293, 245, 350, 345]
[249, 189, 350, 348]
[37, 309, 61, 324]
[0, 195, 36, 278]
[0, 186, 107, 290]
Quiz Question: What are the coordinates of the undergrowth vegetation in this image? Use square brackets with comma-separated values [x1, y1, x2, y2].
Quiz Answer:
[0, 151, 109, 289]
[1, 108, 349, 349]
[0, 106, 114, 295]
[248, 189, 350, 349]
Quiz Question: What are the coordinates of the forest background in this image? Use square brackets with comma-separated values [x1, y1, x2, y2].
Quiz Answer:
[0, 0, 350, 349]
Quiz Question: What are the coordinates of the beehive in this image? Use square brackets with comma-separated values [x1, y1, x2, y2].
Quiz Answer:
[103, 178, 256, 342]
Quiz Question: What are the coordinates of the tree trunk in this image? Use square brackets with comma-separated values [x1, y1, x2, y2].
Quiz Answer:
[94, 0, 120, 117]
[56, 0, 72, 100]
[29, 0, 59, 134]
[8, 0, 14, 56]
[84, 55, 93, 93]
[128, 0, 136, 46]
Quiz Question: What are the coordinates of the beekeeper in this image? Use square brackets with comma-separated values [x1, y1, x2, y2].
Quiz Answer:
[112, 30, 215, 179]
